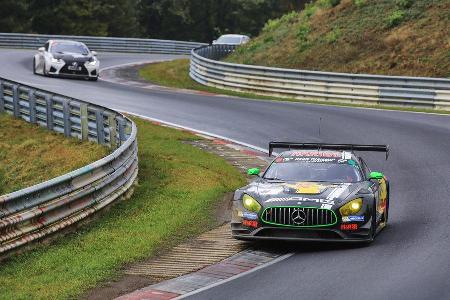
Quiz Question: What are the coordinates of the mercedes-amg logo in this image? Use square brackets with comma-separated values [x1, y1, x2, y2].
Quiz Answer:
[291, 208, 306, 225]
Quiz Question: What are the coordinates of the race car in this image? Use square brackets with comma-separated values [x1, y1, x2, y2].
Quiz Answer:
[33, 40, 99, 81]
[232, 142, 390, 242]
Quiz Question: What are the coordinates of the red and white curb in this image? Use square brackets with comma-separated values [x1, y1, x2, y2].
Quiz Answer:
[116, 250, 293, 300]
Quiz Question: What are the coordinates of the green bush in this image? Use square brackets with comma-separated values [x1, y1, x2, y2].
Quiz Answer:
[387, 10, 406, 27]
[353, 0, 367, 8]
[395, 0, 414, 9]
[317, 0, 341, 8]
[325, 28, 342, 43]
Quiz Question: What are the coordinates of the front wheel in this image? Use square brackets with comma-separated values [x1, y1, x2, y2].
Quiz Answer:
[33, 58, 37, 74]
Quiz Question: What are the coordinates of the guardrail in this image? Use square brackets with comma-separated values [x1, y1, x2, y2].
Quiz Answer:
[190, 45, 450, 110]
[0, 77, 138, 255]
[0, 32, 207, 55]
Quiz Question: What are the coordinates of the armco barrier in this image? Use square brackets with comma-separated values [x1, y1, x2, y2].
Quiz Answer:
[190, 45, 450, 110]
[0, 77, 138, 255]
[0, 32, 207, 54]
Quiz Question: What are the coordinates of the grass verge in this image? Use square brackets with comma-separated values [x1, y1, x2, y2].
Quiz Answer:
[138, 59, 450, 115]
[0, 117, 245, 300]
[0, 113, 108, 194]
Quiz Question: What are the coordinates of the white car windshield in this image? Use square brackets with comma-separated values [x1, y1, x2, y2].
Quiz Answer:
[216, 36, 242, 44]
[264, 161, 363, 183]
[51, 42, 89, 55]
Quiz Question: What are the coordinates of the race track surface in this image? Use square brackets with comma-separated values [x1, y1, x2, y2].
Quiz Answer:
[1, 49, 449, 300]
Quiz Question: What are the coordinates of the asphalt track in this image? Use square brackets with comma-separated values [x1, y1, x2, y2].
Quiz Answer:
[1, 49, 449, 300]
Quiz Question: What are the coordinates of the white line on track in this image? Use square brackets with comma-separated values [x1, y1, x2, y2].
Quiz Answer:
[174, 252, 294, 300]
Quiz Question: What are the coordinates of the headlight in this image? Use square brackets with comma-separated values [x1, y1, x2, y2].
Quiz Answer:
[339, 198, 363, 216]
[87, 59, 97, 66]
[51, 57, 62, 63]
[242, 194, 262, 213]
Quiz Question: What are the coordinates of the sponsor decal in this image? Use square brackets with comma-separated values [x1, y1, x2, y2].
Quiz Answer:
[340, 223, 358, 231]
[242, 220, 258, 228]
[243, 212, 258, 220]
[284, 182, 328, 194]
[326, 183, 350, 200]
[237, 211, 243, 217]
[290, 151, 341, 158]
[266, 196, 335, 205]
[342, 215, 365, 222]
[282, 157, 337, 163]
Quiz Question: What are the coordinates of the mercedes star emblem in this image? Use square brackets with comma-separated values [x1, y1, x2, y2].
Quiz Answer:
[291, 208, 306, 225]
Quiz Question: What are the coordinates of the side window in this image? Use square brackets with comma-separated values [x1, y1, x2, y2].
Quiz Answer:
[359, 158, 371, 179]
[44, 42, 50, 51]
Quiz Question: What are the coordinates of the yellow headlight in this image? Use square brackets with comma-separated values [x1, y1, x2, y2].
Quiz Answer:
[339, 198, 363, 216]
[242, 194, 262, 213]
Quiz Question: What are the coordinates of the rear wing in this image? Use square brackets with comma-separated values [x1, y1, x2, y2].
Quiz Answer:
[269, 142, 389, 160]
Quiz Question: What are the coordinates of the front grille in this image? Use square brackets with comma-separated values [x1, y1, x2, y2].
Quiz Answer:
[262, 207, 337, 227]
[60, 61, 89, 75]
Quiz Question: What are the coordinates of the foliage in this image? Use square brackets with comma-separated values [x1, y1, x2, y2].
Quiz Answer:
[386, 10, 406, 28]
[353, 0, 367, 8]
[0, 114, 107, 194]
[0, 117, 245, 299]
[226, 0, 450, 78]
[1, 0, 312, 42]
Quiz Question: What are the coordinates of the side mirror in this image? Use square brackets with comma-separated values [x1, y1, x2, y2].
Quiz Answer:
[91, 51, 97, 56]
[38, 47, 45, 53]
[369, 171, 384, 180]
[247, 168, 260, 176]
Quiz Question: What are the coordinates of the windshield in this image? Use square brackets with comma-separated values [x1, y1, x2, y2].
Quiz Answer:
[51, 42, 89, 55]
[216, 36, 242, 44]
[264, 161, 362, 183]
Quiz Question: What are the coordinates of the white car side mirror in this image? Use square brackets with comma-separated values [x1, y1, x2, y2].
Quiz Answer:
[38, 47, 45, 53]
[91, 51, 97, 56]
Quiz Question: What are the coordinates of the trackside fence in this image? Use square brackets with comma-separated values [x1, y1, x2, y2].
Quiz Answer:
[0, 77, 138, 255]
[190, 45, 450, 110]
[0, 32, 207, 55]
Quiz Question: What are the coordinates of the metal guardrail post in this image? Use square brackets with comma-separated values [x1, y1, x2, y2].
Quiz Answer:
[0, 80, 4, 113]
[12, 84, 19, 117]
[80, 103, 88, 141]
[62, 98, 71, 137]
[95, 110, 105, 144]
[28, 89, 37, 124]
[45, 94, 53, 130]
[108, 113, 117, 149]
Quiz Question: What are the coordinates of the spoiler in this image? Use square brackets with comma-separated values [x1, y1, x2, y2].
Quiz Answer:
[269, 142, 389, 160]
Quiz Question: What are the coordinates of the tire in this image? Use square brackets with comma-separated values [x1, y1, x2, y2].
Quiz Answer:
[43, 62, 48, 76]
[33, 58, 37, 74]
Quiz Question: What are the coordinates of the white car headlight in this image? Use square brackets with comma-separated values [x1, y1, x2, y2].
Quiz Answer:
[87, 59, 97, 66]
[51, 57, 62, 63]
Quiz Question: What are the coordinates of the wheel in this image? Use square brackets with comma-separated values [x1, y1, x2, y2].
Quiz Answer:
[43, 62, 48, 76]
[33, 58, 37, 74]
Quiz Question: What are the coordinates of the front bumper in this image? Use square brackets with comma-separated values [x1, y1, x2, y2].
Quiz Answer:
[47, 61, 99, 78]
[232, 224, 373, 242]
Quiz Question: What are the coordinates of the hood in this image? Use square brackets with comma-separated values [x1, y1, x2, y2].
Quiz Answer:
[241, 180, 366, 210]
[52, 52, 92, 62]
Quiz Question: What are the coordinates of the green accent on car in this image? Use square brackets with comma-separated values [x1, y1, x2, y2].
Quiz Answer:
[260, 206, 338, 228]
[370, 171, 384, 180]
[247, 168, 260, 176]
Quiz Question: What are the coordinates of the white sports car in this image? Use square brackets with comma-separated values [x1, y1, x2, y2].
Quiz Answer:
[33, 40, 99, 81]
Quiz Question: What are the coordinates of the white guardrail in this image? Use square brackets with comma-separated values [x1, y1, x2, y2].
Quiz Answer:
[0, 77, 138, 255]
[0, 32, 207, 54]
[190, 45, 450, 110]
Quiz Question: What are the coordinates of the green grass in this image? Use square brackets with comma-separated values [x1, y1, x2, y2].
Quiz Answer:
[0, 113, 108, 194]
[226, 0, 450, 78]
[138, 59, 450, 115]
[0, 117, 245, 300]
